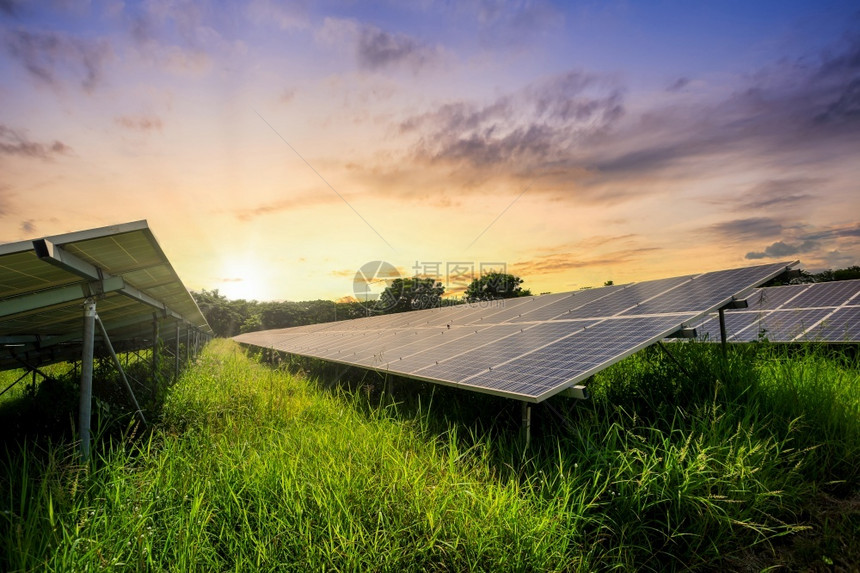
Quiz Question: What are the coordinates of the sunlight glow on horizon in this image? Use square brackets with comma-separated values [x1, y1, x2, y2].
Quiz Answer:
[1, 1, 858, 302]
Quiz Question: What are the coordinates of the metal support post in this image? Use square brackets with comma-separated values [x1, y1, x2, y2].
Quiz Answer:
[718, 308, 727, 357]
[79, 300, 97, 461]
[186, 328, 191, 362]
[657, 341, 697, 385]
[95, 315, 146, 425]
[521, 401, 531, 449]
[174, 324, 180, 380]
[0, 370, 30, 399]
[152, 315, 160, 401]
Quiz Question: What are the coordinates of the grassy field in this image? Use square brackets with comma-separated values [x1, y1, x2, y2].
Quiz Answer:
[1, 339, 858, 571]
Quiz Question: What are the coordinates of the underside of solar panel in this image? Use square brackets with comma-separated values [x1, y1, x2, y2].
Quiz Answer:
[0, 221, 212, 371]
[235, 261, 797, 402]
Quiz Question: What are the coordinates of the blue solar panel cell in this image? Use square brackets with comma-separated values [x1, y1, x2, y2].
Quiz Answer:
[782, 280, 860, 309]
[742, 285, 812, 310]
[386, 324, 527, 374]
[346, 329, 451, 364]
[511, 287, 624, 322]
[472, 293, 568, 323]
[466, 316, 689, 398]
[682, 279, 860, 343]
[414, 321, 599, 383]
[623, 262, 790, 315]
[560, 277, 691, 319]
[755, 309, 833, 341]
[815, 307, 860, 341]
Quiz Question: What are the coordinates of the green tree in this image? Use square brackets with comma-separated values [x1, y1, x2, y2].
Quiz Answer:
[377, 277, 444, 313]
[832, 265, 860, 281]
[192, 289, 246, 337]
[464, 272, 531, 302]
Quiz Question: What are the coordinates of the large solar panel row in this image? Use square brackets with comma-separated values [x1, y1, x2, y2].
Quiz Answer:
[235, 261, 795, 402]
[686, 279, 860, 343]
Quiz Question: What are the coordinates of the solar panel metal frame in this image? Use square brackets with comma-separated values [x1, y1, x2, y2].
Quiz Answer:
[236, 261, 797, 402]
[683, 279, 860, 343]
[1, 220, 212, 372]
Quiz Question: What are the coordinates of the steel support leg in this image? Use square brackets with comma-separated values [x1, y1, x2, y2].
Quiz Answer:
[521, 401, 531, 449]
[0, 370, 30, 399]
[79, 300, 96, 461]
[152, 316, 160, 401]
[95, 315, 146, 425]
[174, 324, 180, 380]
[718, 308, 728, 357]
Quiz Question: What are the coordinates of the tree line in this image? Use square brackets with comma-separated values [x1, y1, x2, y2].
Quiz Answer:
[193, 266, 860, 338]
[193, 272, 531, 338]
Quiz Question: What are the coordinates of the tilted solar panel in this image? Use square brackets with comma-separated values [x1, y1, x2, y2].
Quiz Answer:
[817, 307, 860, 341]
[234, 261, 795, 402]
[687, 279, 860, 343]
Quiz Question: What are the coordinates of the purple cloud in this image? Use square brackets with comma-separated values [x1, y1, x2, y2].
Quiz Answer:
[745, 224, 860, 260]
[708, 217, 784, 242]
[115, 115, 164, 132]
[4, 28, 111, 91]
[402, 70, 624, 170]
[320, 18, 441, 73]
[0, 125, 72, 159]
[745, 240, 818, 260]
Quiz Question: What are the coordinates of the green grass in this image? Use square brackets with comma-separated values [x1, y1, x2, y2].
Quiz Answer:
[1, 339, 858, 571]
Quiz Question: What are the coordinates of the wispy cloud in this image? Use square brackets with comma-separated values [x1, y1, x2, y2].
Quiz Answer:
[468, 0, 563, 48]
[234, 193, 341, 221]
[401, 70, 623, 177]
[666, 77, 691, 92]
[115, 114, 164, 132]
[745, 240, 817, 260]
[124, 1, 235, 76]
[0, 0, 23, 17]
[318, 18, 443, 73]
[802, 223, 860, 242]
[4, 28, 111, 91]
[379, 30, 860, 209]
[246, 0, 309, 30]
[733, 178, 820, 211]
[0, 125, 72, 159]
[0, 184, 11, 216]
[744, 223, 860, 260]
[513, 247, 660, 277]
[707, 217, 783, 242]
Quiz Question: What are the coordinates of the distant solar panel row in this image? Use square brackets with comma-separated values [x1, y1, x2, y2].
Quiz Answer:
[235, 261, 795, 402]
[687, 279, 860, 343]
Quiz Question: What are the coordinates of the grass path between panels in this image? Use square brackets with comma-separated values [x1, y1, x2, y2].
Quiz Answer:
[2, 339, 859, 571]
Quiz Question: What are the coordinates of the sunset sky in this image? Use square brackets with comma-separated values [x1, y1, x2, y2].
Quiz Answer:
[1, 1, 858, 302]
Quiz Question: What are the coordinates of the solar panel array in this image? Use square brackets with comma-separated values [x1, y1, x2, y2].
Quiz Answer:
[1, 221, 211, 371]
[687, 279, 860, 343]
[235, 261, 795, 402]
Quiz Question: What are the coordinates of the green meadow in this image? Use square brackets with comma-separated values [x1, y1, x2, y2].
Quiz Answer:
[1, 339, 858, 571]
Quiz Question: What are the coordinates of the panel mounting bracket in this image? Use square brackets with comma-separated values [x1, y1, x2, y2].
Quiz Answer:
[559, 384, 589, 400]
[667, 327, 698, 339]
